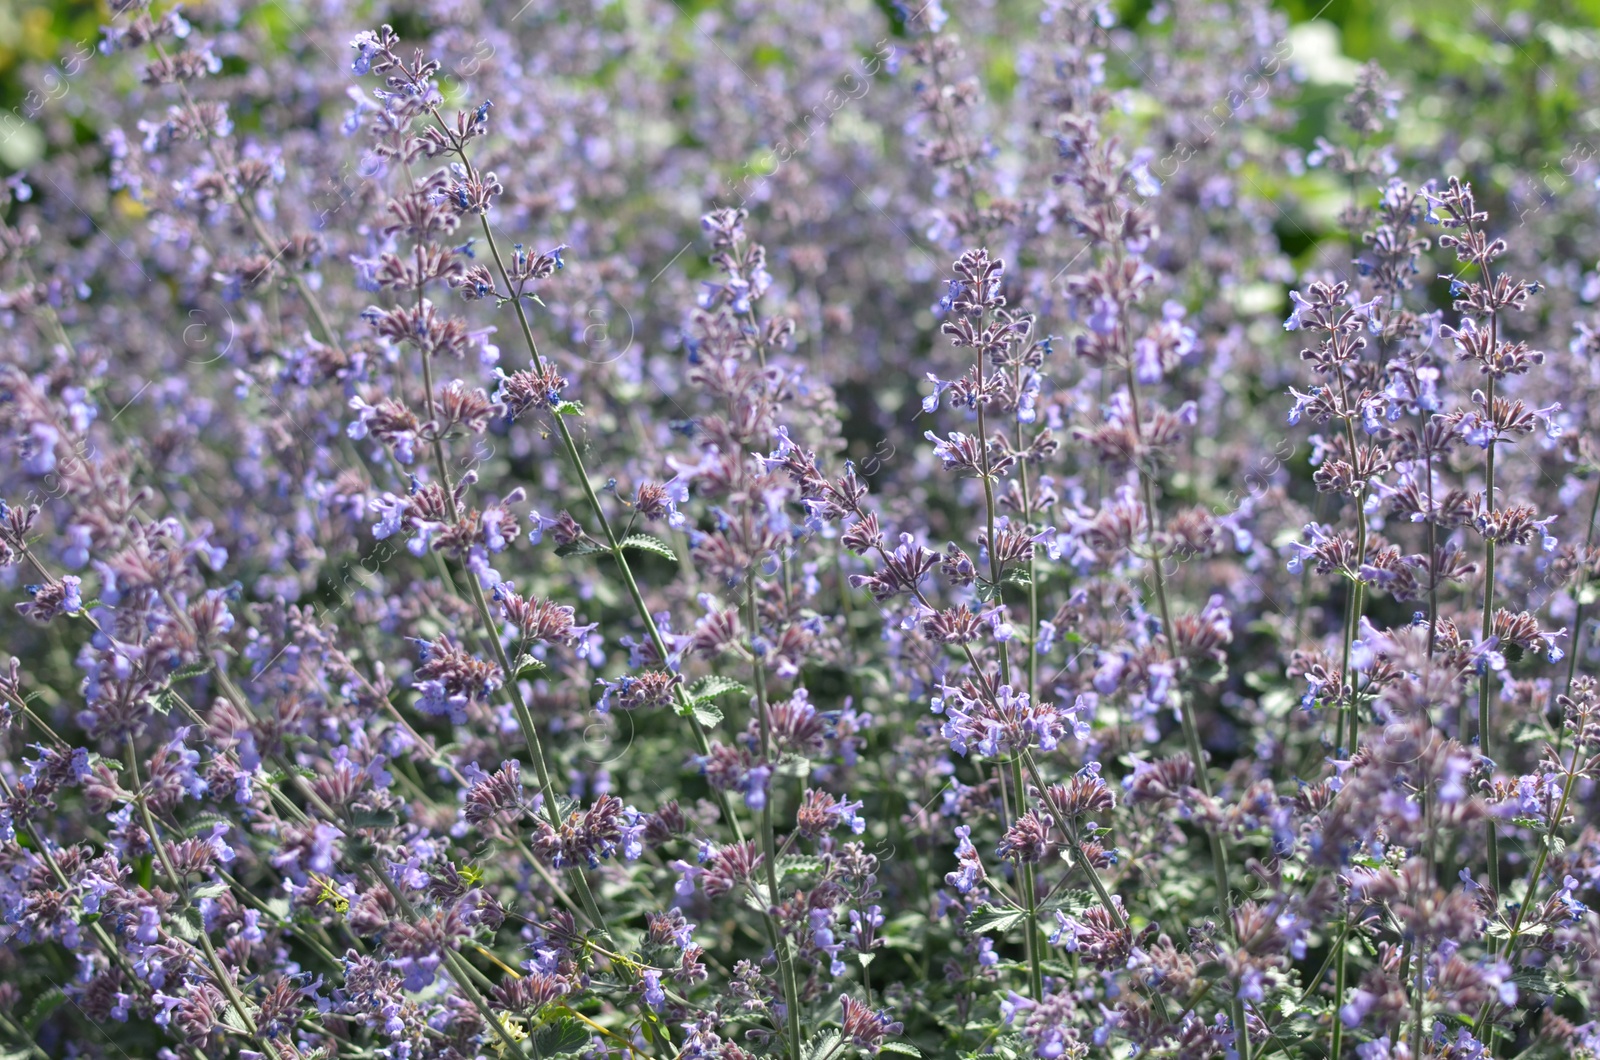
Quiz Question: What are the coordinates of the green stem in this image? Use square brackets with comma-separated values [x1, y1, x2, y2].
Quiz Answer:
[1020, 751, 1170, 1024]
[1010, 754, 1044, 1001]
[1557, 476, 1600, 713]
[1121, 342, 1243, 1055]
[1479, 369, 1500, 898]
[1331, 923, 1347, 1059]
[126, 736, 260, 1040]
[1474, 710, 1591, 1037]
[470, 207, 745, 844]
[747, 578, 805, 1059]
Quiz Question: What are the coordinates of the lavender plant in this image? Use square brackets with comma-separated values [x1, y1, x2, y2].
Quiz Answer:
[3, 1, 1600, 1059]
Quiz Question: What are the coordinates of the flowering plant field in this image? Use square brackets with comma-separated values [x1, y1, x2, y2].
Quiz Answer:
[3, 1, 1600, 1058]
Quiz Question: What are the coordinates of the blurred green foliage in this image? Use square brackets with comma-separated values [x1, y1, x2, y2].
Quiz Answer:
[1, 0, 1596, 254]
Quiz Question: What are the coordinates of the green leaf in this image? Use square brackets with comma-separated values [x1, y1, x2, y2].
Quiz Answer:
[190, 882, 230, 901]
[743, 884, 774, 915]
[554, 539, 607, 558]
[1003, 567, 1032, 589]
[551, 400, 585, 417]
[185, 811, 233, 837]
[348, 808, 400, 829]
[1039, 889, 1096, 916]
[21, 986, 65, 1033]
[167, 661, 215, 682]
[1513, 967, 1565, 997]
[171, 906, 203, 941]
[512, 653, 548, 680]
[529, 1015, 590, 1056]
[803, 1030, 842, 1060]
[774, 754, 812, 779]
[963, 903, 1027, 935]
[688, 675, 748, 703]
[779, 854, 825, 880]
[620, 534, 678, 562]
[683, 675, 746, 726]
[879, 1042, 922, 1057]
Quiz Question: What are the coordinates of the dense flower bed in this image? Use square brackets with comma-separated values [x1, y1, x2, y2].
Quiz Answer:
[3, 2, 1600, 1058]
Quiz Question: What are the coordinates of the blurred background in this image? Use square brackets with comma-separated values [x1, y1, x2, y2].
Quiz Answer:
[4, 0, 1598, 267]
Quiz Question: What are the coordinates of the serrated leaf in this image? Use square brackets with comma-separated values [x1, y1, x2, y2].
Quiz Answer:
[879, 1042, 921, 1057]
[774, 754, 812, 779]
[184, 813, 233, 839]
[779, 854, 824, 880]
[1003, 567, 1032, 588]
[554, 539, 607, 558]
[171, 906, 202, 941]
[1039, 890, 1096, 916]
[620, 534, 678, 562]
[512, 653, 548, 680]
[689, 675, 748, 703]
[743, 882, 774, 914]
[1513, 967, 1565, 996]
[167, 661, 215, 682]
[190, 882, 230, 901]
[348, 808, 400, 829]
[551, 400, 585, 417]
[963, 903, 1027, 935]
[21, 986, 65, 1033]
[803, 1030, 842, 1060]
[684, 675, 745, 727]
[529, 1015, 590, 1055]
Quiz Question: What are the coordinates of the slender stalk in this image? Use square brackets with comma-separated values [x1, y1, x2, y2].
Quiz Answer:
[1556, 476, 1600, 713]
[1020, 751, 1171, 1024]
[1331, 926, 1348, 1059]
[1122, 356, 1246, 1058]
[1478, 369, 1501, 899]
[466, 206, 745, 844]
[0, 1012, 52, 1060]
[384, 161, 610, 935]
[125, 736, 261, 1041]
[1334, 372, 1370, 758]
[970, 305, 1043, 1003]
[747, 577, 805, 1058]
[1010, 754, 1044, 1001]
[0, 771, 144, 987]
[1424, 422, 1440, 659]
[156, 52, 347, 357]
[137, 667, 525, 1059]
[1473, 708, 1591, 1037]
